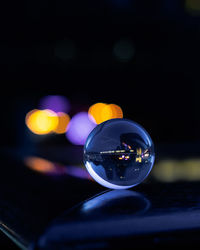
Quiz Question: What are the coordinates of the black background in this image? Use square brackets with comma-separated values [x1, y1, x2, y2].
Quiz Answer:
[1, 0, 200, 147]
[1, 2, 200, 248]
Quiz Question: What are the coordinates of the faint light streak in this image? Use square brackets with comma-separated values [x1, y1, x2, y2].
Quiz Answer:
[25, 156, 58, 174]
[66, 112, 96, 145]
[53, 112, 70, 134]
[25, 109, 58, 135]
[39, 95, 70, 113]
[24, 156, 92, 180]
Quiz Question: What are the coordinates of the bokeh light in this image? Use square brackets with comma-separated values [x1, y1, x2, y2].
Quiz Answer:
[66, 165, 92, 180]
[53, 112, 70, 134]
[24, 156, 92, 179]
[25, 109, 58, 135]
[152, 159, 200, 182]
[66, 112, 96, 145]
[25, 156, 57, 174]
[88, 103, 107, 124]
[108, 104, 123, 119]
[185, 0, 200, 15]
[39, 95, 70, 113]
[88, 103, 123, 124]
[113, 39, 135, 62]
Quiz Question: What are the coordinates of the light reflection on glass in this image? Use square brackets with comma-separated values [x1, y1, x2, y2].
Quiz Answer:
[81, 189, 151, 215]
[34, 190, 150, 248]
[25, 156, 59, 175]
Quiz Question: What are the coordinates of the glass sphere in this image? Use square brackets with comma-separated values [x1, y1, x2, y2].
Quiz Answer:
[83, 118, 155, 189]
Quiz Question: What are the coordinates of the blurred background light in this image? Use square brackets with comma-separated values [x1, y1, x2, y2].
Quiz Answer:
[109, 104, 123, 119]
[66, 165, 92, 180]
[88, 102, 107, 124]
[53, 112, 70, 134]
[39, 95, 70, 113]
[66, 112, 96, 145]
[24, 156, 57, 174]
[25, 109, 58, 135]
[24, 156, 92, 179]
[54, 39, 77, 62]
[152, 159, 200, 182]
[185, 0, 200, 15]
[88, 103, 123, 124]
[113, 39, 135, 62]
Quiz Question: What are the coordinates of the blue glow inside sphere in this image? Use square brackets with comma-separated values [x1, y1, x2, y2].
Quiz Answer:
[83, 118, 155, 189]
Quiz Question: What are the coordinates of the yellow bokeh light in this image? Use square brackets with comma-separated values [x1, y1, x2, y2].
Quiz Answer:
[152, 159, 200, 182]
[101, 104, 113, 121]
[88, 103, 123, 124]
[185, 0, 200, 14]
[25, 109, 58, 135]
[54, 112, 70, 134]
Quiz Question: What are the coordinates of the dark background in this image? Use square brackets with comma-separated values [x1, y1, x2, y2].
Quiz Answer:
[1, 0, 200, 147]
[1, 1, 200, 248]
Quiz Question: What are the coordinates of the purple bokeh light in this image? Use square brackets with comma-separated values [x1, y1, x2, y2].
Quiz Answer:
[66, 165, 91, 180]
[39, 95, 70, 113]
[66, 112, 96, 145]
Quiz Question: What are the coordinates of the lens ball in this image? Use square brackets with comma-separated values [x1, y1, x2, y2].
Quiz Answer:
[83, 118, 155, 189]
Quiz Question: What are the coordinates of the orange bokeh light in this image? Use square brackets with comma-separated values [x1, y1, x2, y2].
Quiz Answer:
[109, 104, 123, 119]
[53, 112, 70, 134]
[88, 103, 106, 124]
[25, 109, 58, 135]
[88, 103, 123, 124]
[24, 156, 55, 173]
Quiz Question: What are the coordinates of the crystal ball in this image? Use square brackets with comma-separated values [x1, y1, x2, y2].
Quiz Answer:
[83, 118, 155, 189]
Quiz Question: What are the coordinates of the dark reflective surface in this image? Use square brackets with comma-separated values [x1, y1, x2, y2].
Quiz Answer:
[34, 190, 150, 249]
[80, 190, 150, 216]
[2, 147, 200, 249]
[32, 182, 200, 249]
